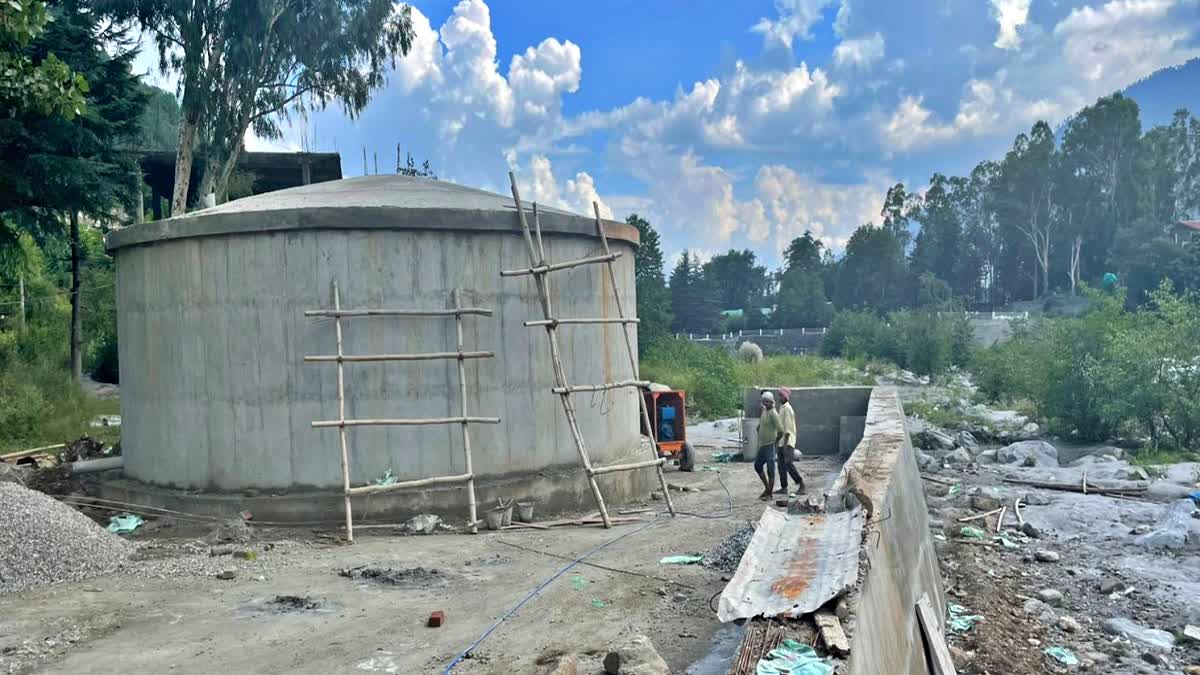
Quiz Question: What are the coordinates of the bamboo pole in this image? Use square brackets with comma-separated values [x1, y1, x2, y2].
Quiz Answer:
[333, 280, 354, 542]
[454, 288, 479, 534]
[312, 416, 500, 428]
[593, 202, 675, 516]
[509, 173, 612, 528]
[524, 318, 640, 327]
[590, 458, 665, 476]
[305, 308, 493, 318]
[346, 472, 473, 496]
[499, 252, 620, 277]
[552, 380, 649, 394]
[1, 443, 66, 462]
[304, 351, 493, 363]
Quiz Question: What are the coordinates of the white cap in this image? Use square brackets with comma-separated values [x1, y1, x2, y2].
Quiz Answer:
[760, 390, 774, 402]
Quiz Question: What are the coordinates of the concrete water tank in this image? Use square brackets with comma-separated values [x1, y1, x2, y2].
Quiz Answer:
[104, 175, 651, 519]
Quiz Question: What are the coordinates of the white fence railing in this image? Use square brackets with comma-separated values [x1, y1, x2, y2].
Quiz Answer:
[676, 327, 827, 342]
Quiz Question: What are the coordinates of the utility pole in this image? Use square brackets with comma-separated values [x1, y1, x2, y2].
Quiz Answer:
[17, 274, 25, 331]
[362, 146, 367, 175]
[373, 152, 378, 175]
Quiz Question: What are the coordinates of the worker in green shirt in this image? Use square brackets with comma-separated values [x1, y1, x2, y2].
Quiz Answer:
[755, 390, 783, 501]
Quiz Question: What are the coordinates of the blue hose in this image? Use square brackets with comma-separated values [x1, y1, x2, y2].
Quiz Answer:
[443, 519, 657, 673]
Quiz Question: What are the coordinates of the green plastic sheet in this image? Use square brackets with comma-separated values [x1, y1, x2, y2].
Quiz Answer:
[107, 513, 143, 534]
[712, 451, 739, 463]
[1044, 646, 1078, 665]
[959, 525, 987, 539]
[948, 603, 984, 633]
[755, 639, 833, 675]
[590, 598, 605, 609]
[659, 554, 704, 565]
[571, 574, 587, 590]
[374, 469, 397, 486]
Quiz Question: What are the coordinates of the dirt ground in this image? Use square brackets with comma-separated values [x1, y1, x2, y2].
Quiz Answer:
[0, 429, 846, 675]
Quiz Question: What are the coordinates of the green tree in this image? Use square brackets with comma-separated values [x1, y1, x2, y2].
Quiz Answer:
[775, 267, 832, 327]
[910, 173, 962, 293]
[702, 249, 768, 312]
[1057, 93, 1141, 293]
[104, 0, 415, 210]
[880, 183, 918, 250]
[952, 161, 1000, 304]
[834, 224, 908, 311]
[627, 214, 671, 356]
[783, 230, 824, 273]
[0, 0, 88, 119]
[995, 121, 1057, 299]
[0, 0, 145, 380]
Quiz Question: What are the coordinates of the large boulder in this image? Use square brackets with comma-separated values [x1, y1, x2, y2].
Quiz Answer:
[996, 441, 1059, 467]
[943, 448, 973, 465]
[914, 426, 957, 452]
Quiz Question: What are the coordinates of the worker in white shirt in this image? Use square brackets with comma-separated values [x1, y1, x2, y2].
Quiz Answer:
[776, 387, 805, 495]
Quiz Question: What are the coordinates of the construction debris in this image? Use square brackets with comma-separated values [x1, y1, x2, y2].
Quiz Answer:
[0, 483, 130, 592]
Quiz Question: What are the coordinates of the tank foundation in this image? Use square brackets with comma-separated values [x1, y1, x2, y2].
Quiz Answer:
[96, 455, 661, 525]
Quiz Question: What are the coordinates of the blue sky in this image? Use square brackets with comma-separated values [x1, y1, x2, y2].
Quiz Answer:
[137, 0, 1200, 268]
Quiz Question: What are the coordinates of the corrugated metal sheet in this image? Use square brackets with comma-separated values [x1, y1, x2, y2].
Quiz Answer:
[717, 506, 864, 622]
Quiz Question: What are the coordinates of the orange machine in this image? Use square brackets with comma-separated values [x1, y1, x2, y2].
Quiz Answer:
[641, 389, 694, 472]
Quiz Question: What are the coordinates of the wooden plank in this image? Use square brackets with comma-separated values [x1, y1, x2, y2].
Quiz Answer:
[453, 289, 480, 535]
[346, 473, 473, 496]
[304, 307, 493, 318]
[814, 610, 850, 657]
[332, 281, 354, 543]
[305, 350, 494, 363]
[499, 252, 620, 277]
[916, 593, 958, 675]
[312, 416, 501, 428]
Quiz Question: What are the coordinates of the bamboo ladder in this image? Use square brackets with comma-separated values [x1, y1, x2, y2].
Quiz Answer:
[503, 172, 675, 528]
[305, 284, 499, 541]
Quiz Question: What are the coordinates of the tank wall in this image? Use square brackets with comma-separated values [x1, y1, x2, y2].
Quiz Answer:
[116, 227, 640, 490]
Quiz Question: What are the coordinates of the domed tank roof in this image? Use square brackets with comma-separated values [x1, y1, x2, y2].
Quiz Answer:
[106, 175, 638, 251]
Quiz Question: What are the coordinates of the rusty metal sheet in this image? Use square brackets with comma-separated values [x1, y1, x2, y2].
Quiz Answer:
[717, 506, 864, 622]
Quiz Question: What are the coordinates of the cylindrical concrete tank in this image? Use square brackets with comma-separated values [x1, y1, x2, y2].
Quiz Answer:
[105, 175, 649, 519]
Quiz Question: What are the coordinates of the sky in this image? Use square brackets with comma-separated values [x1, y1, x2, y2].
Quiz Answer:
[133, 0, 1200, 268]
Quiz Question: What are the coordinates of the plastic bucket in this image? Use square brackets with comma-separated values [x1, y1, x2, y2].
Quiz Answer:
[517, 502, 535, 523]
[484, 508, 505, 531]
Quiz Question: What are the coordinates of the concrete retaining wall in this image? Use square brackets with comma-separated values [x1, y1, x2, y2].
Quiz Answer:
[831, 387, 946, 675]
[743, 387, 871, 455]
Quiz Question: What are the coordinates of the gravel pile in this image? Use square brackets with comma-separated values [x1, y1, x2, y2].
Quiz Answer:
[0, 483, 130, 592]
[703, 522, 756, 575]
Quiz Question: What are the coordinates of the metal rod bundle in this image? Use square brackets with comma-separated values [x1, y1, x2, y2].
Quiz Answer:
[505, 171, 675, 528]
[305, 284, 497, 541]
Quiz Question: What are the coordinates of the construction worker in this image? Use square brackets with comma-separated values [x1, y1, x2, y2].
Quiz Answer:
[755, 390, 783, 501]
[776, 387, 805, 495]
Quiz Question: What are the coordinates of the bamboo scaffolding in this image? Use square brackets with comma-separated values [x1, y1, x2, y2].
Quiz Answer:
[346, 472, 474, 496]
[508, 179, 612, 527]
[592, 201, 676, 516]
[524, 317, 639, 327]
[305, 308, 493, 318]
[306, 284, 496, 541]
[453, 289, 480, 534]
[304, 351, 493, 363]
[311, 416, 500, 428]
[331, 281, 354, 541]
[502, 172, 676, 528]
[551, 380, 649, 394]
[499, 252, 620, 277]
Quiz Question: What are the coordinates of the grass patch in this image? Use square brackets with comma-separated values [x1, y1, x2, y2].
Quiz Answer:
[641, 338, 871, 419]
[1127, 447, 1199, 468]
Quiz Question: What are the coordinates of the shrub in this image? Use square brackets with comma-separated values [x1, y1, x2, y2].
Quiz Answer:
[641, 338, 741, 419]
[737, 341, 764, 363]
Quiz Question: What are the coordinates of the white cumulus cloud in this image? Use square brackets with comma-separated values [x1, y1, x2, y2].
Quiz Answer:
[990, 0, 1032, 50]
[833, 32, 885, 69]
